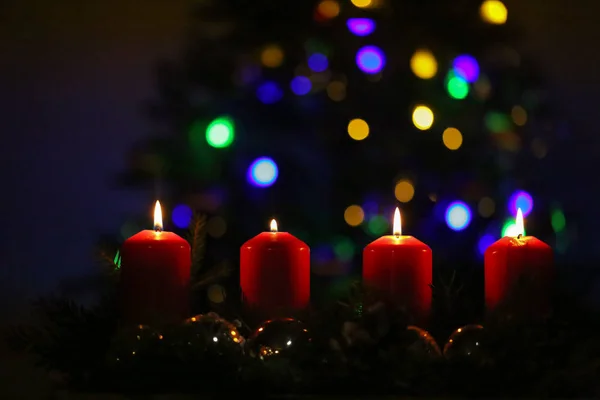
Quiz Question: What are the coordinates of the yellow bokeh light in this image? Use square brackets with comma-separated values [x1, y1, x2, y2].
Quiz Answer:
[327, 81, 346, 101]
[410, 49, 438, 79]
[344, 205, 365, 227]
[511, 105, 527, 126]
[478, 197, 495, 217]
[318, 0, 340, 18]
[260, 45, 284, 68]
[395, 180, 415, 203]
[480, 0, 507, 25]
[442, 127, 463, 150]
[412, 105, 434, 130]
[351, 0, 371, 8]
[348, 118, 369, 140]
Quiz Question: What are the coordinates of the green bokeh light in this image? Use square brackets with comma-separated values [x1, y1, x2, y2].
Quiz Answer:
[447, 75, 469, 99]
[502, 218, 525, 237]
[206, 116, 235, 148]
[484, 111, 512, 133]
[333, 236, 355, 262]
[367, 215, 389, 236]
[551, 208, 566, 232]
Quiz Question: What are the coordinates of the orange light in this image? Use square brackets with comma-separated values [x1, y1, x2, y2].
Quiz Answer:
[515, 208, 525, 237]
[270, 219, 278, 232]
[154, 200, 163, 232]
[393, 207, 402, 236]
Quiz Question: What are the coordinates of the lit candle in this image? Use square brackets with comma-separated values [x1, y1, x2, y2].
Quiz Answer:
[240, 219, 310, 317]
[363, 208, 433, 323]
[484, 208, 554, 315]
[119, 201, 191, 325]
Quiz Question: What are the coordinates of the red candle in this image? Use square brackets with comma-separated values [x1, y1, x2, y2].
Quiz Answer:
[119, 201, 191, 325]
[240, 219, 310, 317]
[363, 208, 432, 323]
[484, 208, 554, 315]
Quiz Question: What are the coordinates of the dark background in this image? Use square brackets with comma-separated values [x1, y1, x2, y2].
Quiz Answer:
[1, 0, 598, 320]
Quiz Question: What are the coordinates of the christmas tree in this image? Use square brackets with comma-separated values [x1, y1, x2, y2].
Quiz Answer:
[119, 0, 562, 294]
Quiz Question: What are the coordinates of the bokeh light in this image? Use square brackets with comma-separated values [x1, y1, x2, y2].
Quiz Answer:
[344, 205, 365, 227]
[206, 116, 235, 148]
[480, 0, 507, 24]
[410, 49, 437, 79]
[260, 45, 284, 68]
[452, 55, 479, 83]
[257, 81, 283, 104]
[290, 76, 312, 95]
[207, 216, 227, 238]
[446, 73, 469, 99]
[445, 201, 472, 231]
[347, 118, 370, 140]
[308, 53, 328, 72]
[478, 197, 495, 217]
[317, 0, 340, 19]
[333, 236, 355, 262]
[412, 105, 434, 130]
[172, 204, 193, 228]
[511, 105, 527, 126]
[478, 234, 496, 255]
[485, 111, 512, 133]
[508, 190, 533, 217]
[351, 0, 371, 7]
[356, 45, 386, 74]
[442, 127, 463, 150]
[394, 180, 415, 203]
[367, 215, 389, 236]
[347, 18, 375, 36]
[247, 157, 279, 187]
[551, 208, 566, 233]
[531, 138, 548, 159]
[502, 219, 524, 237]
[327, 81, 346, 101]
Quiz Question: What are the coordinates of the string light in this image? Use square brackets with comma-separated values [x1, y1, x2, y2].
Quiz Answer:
[442, 127, 463, 150]
[356, 46, 386, 74]
[344, 205, 365, 226]
[410, 49, 437, 79]
[480, 0, 508, 24]
[260, 45, 284, 68]
[445, 201, 472, 231]
[247, 157, 279, 187]
[347, 18, 376, 37]
[347, 118, 369, 140]
[206, 117, 235, 148]
[394, 180, 415, 203]
[412, 105, 434, 130]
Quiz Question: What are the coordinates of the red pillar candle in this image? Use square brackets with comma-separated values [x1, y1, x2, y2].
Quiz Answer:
[484, 208, 554, 315]
[240, 219, 310, 317]
[363, 208, 432, 323]
[119, 201, 191, 325]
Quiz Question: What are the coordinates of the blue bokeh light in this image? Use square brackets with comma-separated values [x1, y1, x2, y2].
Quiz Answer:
[445, 201, 472, 231]
[356, 45, 386, 74]
[290, 76, 312, 95]
[247, 157, 279, 187]
[508, 190, 533, 217]
[308, 53, 328, 72]
[452, 55, 479, 83]
[478, 234, 496, 256]
[256, 81, 283, 104]
[346, 18, 376, 36]
[172, 204, 193, 228]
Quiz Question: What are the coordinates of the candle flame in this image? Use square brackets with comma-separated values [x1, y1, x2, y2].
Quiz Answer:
[393, 207, 402, 236]
[154, 201, 163, 232]
[270, 219, 278, 232]
[515, 208, 524, 237]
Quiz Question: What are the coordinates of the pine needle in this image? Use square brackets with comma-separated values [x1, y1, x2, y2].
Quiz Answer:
[192, 261, 232, 290]
[187, 212, 207, 278]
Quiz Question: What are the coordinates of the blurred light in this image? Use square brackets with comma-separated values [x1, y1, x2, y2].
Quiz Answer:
[327, 81, 346, 101]
[508, 190, 533, 217]
[257, 81, 283, 104]
[308, 53, 328, 72]
[247, 157, 279, 187]
[317, 0, 340, 19]
[367, 215, 388, 236]
[511, 105, 527, 126]
[356, 46, 386, 74]
[478, 234, 496, 255]
[290, 76, 312, 95]
[347, 118, 369, 140]
[446, 73, 469, 99]
[333, 236, 355, 262]
[410, 49, 437, 79]
[478, 197, 495, 217]
[442, 127, 463, 150]
[452, 55, 479, 83]
[445, 201, 472, 231]
[206, 116, 235, 148]
[260, 45, 284, 68]
[172, 204, 193, 228]
[394, 180, 415, 203]
[502, 219, 524, 237]
[412, 105, 434, 130]
[484, 111, 511, 133]
[531, 138, 548, 159]
[474, 76, 492, 99]
[351, 0, 371, 7]
[344, 205, 365, 226]
[207, 216, 227, 238]
[429, 193, 437, 202]
[551, 208, 566, 233]
[480, 0, 508, 24]
[347, 18, 375, 36]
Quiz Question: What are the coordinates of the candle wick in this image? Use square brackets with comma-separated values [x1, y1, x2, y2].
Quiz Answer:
[517, 234, 522, 239]
[394, 233, 400, 238]
[154, 225, 163, 232]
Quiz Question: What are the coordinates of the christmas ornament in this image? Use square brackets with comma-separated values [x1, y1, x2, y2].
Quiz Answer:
[443, 324, 490, 365]
[404, 325, 442, 361]
[247, 318, 312, 360]
[106, 324, 162, 366]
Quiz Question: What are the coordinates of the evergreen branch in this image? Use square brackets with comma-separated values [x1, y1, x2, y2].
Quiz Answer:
[192, 261, 232, 290]
[187, 212, 207, 278]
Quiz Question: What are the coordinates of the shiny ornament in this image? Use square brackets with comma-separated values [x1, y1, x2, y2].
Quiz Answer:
[443, 324, 490, 365]
[207, 284, 226, 304]
[405, 325, 442, 361]
[247, 318, 312, 360]
[106, 324, 163, 366]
